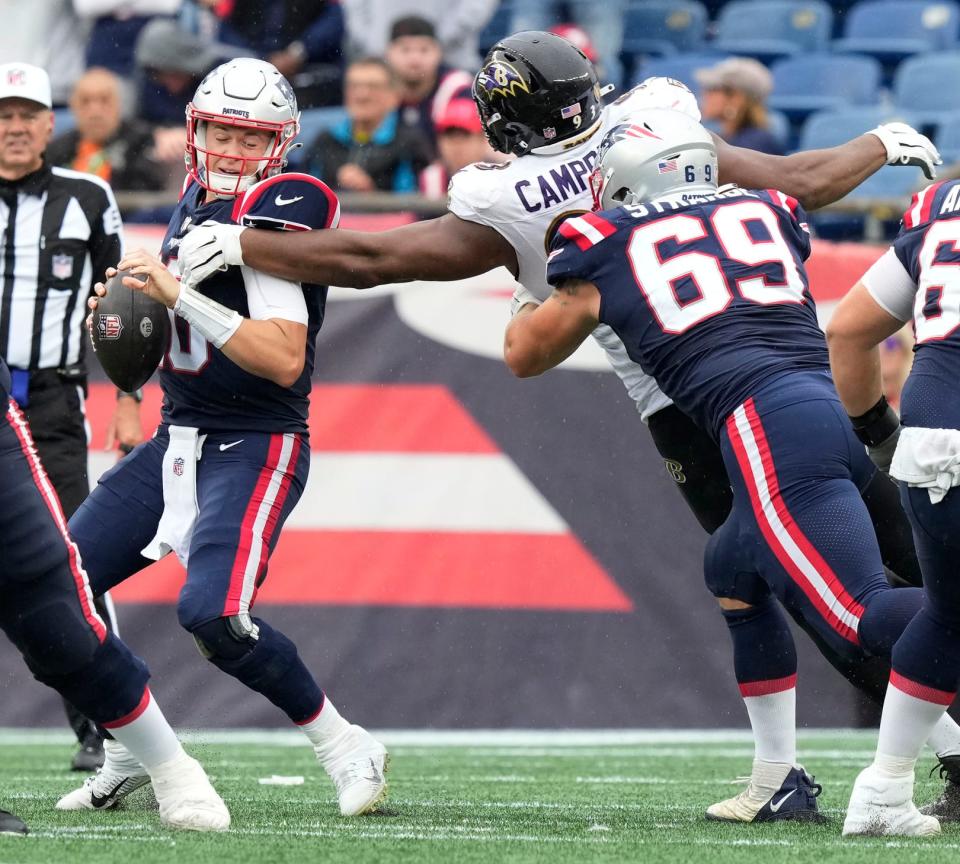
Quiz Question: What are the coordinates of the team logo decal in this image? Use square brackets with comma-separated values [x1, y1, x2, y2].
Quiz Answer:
[97, 314, 123, 340]
[476, 61, 530, 99]
[173, 457, 185, 477]
[139, 317, 153, 338]
[52, 253, 74, 280]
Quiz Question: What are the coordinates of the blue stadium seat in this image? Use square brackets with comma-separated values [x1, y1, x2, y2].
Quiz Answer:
[52, 107, 75, 136]
[831, 0, 960, 64]
[769, 54, 881, 120]
[289, 106, 348, 169]
[629, 52, 731, 94]
[892, 51, 960, 126]
[621, 1, 708, 57]
[478, 1, 514, 56]
[713, 0, 834, 61]
[767, 109, 791, 149]
[935, 110, 960, 162]
[798, 105, 919, 150]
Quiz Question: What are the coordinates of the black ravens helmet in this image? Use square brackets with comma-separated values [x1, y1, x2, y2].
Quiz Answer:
[473, 30, 609, 156]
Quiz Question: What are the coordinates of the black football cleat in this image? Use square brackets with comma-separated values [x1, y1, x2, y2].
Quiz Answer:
[920, 754, 960, 821]
[0, 809, 28, 835]
[71, 730, 105, 772]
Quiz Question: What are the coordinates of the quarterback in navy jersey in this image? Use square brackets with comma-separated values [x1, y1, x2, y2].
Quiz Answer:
[506, 109, 956, 829]
[63, 58, 388, 818]
[829, 179, 960, 835]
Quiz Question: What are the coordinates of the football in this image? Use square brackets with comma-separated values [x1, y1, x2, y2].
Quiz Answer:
[89, 270, 170, 392]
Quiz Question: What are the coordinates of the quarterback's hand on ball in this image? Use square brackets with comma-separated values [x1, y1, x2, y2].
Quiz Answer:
[178, 221, 246, 288]
[116, 250, 180, 308]
[868, 122, 942, 180]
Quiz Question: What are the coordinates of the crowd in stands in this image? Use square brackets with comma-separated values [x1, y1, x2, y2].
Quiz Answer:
[4, 0, 957, 239]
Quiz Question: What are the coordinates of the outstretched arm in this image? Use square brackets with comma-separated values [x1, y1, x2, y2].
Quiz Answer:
[179, 213, 519, 289]
[504, 278, 601, 377]
[716, 122, 940, 211]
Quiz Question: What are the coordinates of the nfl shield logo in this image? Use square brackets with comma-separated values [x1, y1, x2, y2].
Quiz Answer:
[52, 253, 73, 280]
[97, 314, 123, 340]
[173, 457, 185, 477]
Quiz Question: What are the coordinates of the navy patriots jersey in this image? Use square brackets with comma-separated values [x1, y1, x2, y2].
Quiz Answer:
[161, 173, 339, 433]
[546, 187, 828, 436]
[891, 178, 960, 430]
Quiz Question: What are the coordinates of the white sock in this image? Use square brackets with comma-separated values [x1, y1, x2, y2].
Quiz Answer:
[104, 688, 183, 773]
[297, 696, 350, 748]
[928, 713, 960, 758]
[743, 686, 797, 765]
[875, 678, 950, 769]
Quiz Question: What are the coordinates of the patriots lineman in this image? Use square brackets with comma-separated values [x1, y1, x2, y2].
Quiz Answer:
[505, 109, 960, 828]
[59, 59, 388, 818]
[175, 33, 940, 819]
[828, 179, 960, 835]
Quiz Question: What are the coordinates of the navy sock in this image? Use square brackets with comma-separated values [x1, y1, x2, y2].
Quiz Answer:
[721, 599, 797, 691]
[206, 618, 324, 723]
[857, 587, 923, 659]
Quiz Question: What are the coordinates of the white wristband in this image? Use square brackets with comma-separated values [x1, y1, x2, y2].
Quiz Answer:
[510, 285, 542, 317]
[174, 285, 243, 349]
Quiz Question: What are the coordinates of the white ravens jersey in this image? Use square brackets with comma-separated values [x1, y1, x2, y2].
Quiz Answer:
[448, 77, 702, 420]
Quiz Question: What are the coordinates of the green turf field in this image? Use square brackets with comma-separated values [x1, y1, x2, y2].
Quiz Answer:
[0, 729, 955, 863]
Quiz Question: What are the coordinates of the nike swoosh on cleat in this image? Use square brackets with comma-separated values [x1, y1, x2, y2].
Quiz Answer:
[219, 440, 244, 451]
[363, 758, 384, 785]
[768, 788, 798, 813]
[90, 777, 132, 809]
[275, 194, 304, 206]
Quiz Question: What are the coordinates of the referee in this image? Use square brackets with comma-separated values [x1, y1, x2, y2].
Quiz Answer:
[0, 62, 142, 770]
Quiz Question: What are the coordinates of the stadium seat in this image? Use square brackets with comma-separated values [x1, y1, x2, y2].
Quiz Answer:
[52, 107, 75, 136]
[769, 54, 882, 120]
[621, 1, 709, 57]
[831, 0, 960, 65]
[713, 0, 834, 61]
[798, 105, 919, 150]
[629, 52, 731, 94]
[935, 110, 960, 162]
[289, 106, 348, 169]
[891, 51, 960, 126]
[767, 109, 791, 149]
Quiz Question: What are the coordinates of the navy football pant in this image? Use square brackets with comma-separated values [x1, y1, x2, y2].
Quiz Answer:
[888, 484, 960, 702]
[0, 400, 149, 722]
[707, 373, 922, 668]
[70, 426, 325, 723]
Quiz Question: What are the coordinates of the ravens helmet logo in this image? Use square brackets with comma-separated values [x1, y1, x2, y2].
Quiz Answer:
[476, 61, 530, 99]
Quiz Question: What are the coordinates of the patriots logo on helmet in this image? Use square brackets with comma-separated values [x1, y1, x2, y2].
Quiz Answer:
[476, 61, 530, 99]
[597, 122, 663, 162]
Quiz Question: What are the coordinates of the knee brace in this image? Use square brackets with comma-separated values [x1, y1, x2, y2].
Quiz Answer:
[191, 614, 260, 662]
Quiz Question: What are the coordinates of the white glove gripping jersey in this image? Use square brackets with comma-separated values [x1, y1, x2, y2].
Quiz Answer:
[448, 77, 701, 420]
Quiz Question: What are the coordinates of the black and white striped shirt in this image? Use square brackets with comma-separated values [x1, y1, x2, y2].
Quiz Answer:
[0, 164, 123, 372]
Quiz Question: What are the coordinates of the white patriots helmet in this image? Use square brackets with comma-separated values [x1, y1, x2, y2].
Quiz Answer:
[185, 58, 300, 197]
[589, 108, 717, 211]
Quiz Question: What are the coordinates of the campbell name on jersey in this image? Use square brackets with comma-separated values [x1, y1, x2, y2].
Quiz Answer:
[887, 179, 960, 430]
[447, 77, 701, 419]
[160, 172, 339, 433]
[547, 187, 829, 438]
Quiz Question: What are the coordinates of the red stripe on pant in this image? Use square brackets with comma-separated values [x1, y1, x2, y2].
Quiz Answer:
[223, 434, 292, 616]
[101, 687, 152, 729]
[726, 399, 863, 645]
[6, 400, 107, 641]
[739, 673, 797, 698]
[890, 670, 956, 707]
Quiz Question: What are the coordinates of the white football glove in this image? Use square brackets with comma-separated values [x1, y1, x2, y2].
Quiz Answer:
[868, 122, 942, 180]
[178, 221, 246, 288]
[510, 285, 542, 316]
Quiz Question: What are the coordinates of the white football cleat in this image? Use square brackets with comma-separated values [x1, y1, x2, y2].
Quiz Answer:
[314, 724, 389, 816]
[843, 765, 941, 837]
[706, 760, 826, 824]
[151, 751, 230, 832]
[56, 739, 150, 811]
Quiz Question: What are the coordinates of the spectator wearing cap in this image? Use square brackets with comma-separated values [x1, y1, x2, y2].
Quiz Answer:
[306, 57, 432, 194]
[420, 98, 501, 199]
[386, 16, 473, 158]
[342, 0, 499, 71]
[695, 57, 785, 156]
[47, 68, 168, 192]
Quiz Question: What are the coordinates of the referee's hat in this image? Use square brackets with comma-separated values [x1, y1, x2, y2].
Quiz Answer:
[0, 63, 52, 109]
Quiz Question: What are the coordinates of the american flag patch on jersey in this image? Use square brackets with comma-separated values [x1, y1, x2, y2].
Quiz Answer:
[658, 159, 678, 174]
